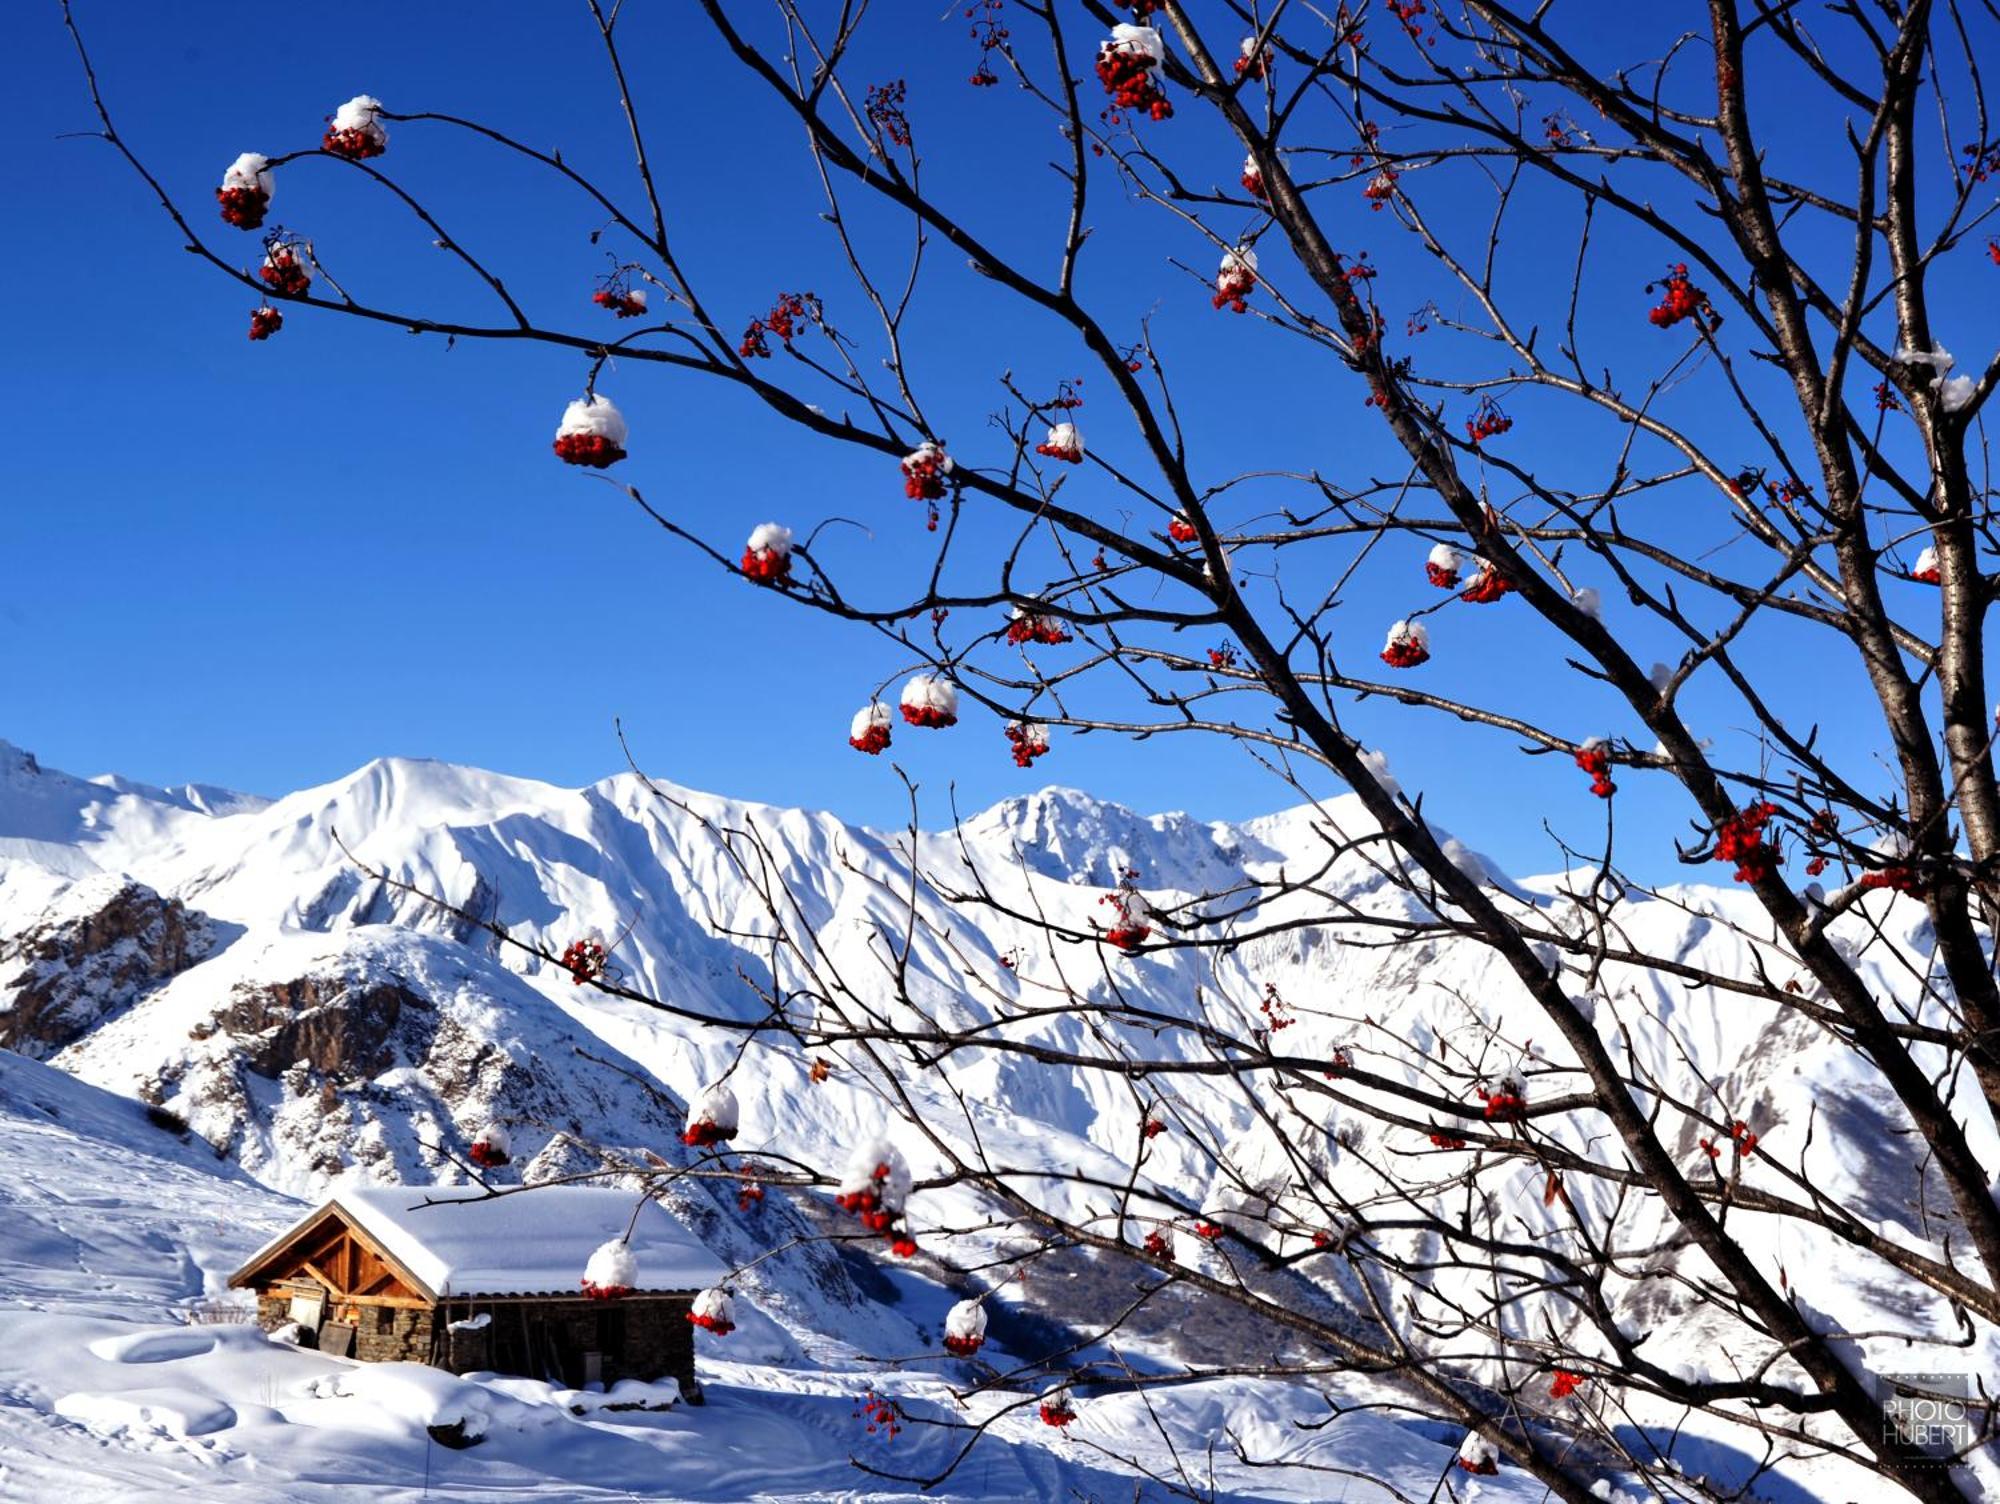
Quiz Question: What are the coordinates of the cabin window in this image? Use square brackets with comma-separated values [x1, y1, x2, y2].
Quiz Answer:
[377, 1307, 395, 1333]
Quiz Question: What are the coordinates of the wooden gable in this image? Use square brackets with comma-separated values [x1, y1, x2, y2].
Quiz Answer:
[231, 1205, 433, 1309]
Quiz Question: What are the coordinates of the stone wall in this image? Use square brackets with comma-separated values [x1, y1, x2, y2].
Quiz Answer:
[252, 1289, 695, 1392]
[254, 1291, 432, 1362]
[613, 1296, 696, 1389]
[440, 1296, 696, 1391]
[351, 1303, 434, 1363]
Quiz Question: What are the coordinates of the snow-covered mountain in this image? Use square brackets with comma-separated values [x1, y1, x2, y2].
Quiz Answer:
[0, 738, 1501, 1237]
[1, 737, 1993, 1501]
[0, 739, 1409, 1192]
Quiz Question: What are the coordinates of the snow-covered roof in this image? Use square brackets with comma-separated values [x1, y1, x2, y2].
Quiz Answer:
[237, 1185, 727, 1299]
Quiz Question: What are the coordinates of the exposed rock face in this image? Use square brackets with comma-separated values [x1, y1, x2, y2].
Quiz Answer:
[132, 957, 452, 1179]
[0, 878, 216, 1057]
[209, 975, 434, 1079]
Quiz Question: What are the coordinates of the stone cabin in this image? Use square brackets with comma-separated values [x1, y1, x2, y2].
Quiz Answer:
[230, 1185, 728, 1400]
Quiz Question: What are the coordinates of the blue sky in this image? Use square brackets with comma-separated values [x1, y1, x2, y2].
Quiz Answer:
[5, 4, 1985, 881]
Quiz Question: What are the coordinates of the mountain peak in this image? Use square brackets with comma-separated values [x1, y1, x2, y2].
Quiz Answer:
[0, 741, 266, 861]
[961, 784, 1282, 893]
[0, 741, 42, 778]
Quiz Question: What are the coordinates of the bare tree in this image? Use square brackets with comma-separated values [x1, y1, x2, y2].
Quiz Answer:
[63, 1, 2000, 1499]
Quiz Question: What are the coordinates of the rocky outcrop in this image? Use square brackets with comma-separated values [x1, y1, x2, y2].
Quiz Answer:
[206, 975, 434, 1079]
[0, 878, 217, 1057]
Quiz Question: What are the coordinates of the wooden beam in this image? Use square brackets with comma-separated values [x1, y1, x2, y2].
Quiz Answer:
[300, 1259, 343, 1297]
[227, 1204, 346, 1289]
[335, 1293, 431, 1310]
[331, 1204, 439, 1303]
[233, 1200, 441, 1303]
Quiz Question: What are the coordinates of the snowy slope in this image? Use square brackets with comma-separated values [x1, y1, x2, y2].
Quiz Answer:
[0, 1048, 289, 1318]
[0, 1048, 1556, 1502]
[0, 739, 264, 881]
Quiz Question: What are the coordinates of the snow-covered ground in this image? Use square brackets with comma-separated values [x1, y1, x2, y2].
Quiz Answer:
[0, 1052, 1546, 1501]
